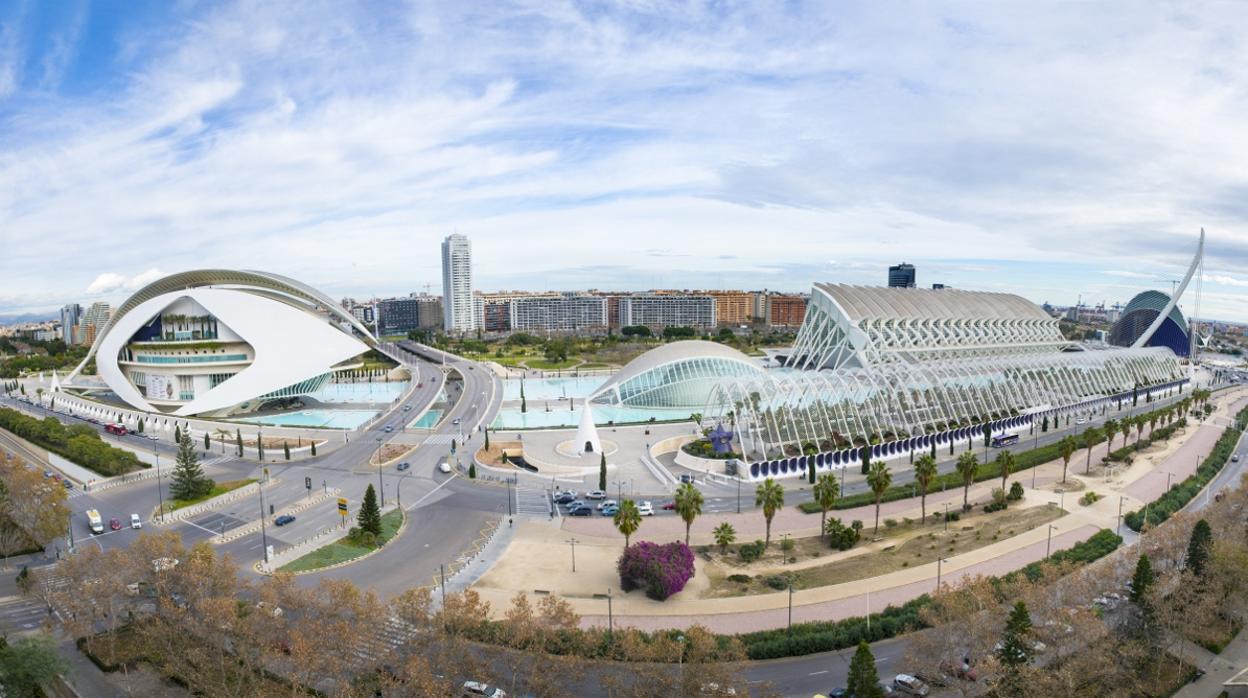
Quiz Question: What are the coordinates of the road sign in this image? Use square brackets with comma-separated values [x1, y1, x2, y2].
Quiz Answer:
[305, 476, 312, 491]
[337, 497, 348, 514]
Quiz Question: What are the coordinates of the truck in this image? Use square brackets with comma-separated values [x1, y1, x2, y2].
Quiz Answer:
[86, 509, 104, 535]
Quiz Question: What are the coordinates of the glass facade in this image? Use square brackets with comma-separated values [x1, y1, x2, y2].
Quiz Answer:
[133, 354, 249, 364]
[595, 356, 763, 409]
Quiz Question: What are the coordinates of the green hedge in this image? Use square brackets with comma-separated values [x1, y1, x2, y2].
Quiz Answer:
[1014, 529, 1123, 582]
[0, 407, 146, 476]
[1104, 419, 1187, 462]
[1124, 407, 1247, 532]
[736, 596, 930, 660]
[798, 403, 1184, 514]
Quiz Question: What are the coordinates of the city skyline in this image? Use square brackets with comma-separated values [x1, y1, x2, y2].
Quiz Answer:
[4, 3, 1248, 321]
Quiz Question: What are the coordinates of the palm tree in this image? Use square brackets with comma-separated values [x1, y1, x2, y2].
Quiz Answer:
[996, 450, 1016, 494]
[613, 499, 641, 548]
[956, 451, 978, 510]
[755, 478, 785, 548]
[913, 454, 938, 523]
[1104, 417, 1119, 450]
[674, 482, 703, 545]
[1058, 435, 1076, 484]
[712, 522, 736, 554]
[812, 473, 840, 541]
[1148, 413, 1158, 437]
[867, 461, 892, 535]
[1118, 418, 1132, 451]
[1134, 417, 1145, 449]
[1083, 426, 1100, 475]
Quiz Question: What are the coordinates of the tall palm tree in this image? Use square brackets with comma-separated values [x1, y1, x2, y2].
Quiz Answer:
[1148, 413, 1158, 437]
[867, 462, 892, 534]
[1134, 417, 1145, 449]
[913, 454, 938, 523]
[1058, 435, 1076, 484]
[1104, 418, 1119, 450]
[674, 482, 703, 545]
[812, 473, 839, 541]
[996, 450, 1016, 494]
[755, 478, 785, 548]
[713, 522, 736, 554]
[956, 451, 978, 510]
[1083, 426, 1101, 475]
[1118, 418, 1132, 451]
[613, 499, 641, 548]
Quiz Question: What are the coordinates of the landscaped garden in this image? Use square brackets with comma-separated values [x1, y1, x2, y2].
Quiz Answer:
[279, 487, 403, 573]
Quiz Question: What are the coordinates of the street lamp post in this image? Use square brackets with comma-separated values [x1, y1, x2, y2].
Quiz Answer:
[736, 476, 741, 514]
[937, 557, 943, 590]
[1046, 524, 1057, 559]
[258, 485, 270, 566]
[787, 584, 794, 634]
[1117, 496, 1126, 536]
[607, 588, 614, 639]
[375, 437, 385, 507]
[943, 502, 950, 531]
[566, 537, 579, 572]
[155, 453, 165, 523]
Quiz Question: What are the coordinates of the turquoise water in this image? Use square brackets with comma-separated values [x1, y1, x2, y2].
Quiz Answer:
[492, 405, 691, 430]
[233, 409, 378, 429]
[311, 381, 408, 404]
[503, 376, 605, 402]
[409, 409, 443, 429]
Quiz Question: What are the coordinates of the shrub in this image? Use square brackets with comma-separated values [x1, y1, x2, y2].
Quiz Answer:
[1007, 482, 1024, 501]
[618, 541, 696, 601]
[738, 540, 766, 563]
[727, 574, 751, 584]
[1016, 529, 1122, 582]
[825, 519, 860, 551]
[765, 574, 791, 590]
[883, 518, 898, 529]
[944, 511, 961, 523]
[1080, 491, 1101, 506]
[781, 537, 795, 552]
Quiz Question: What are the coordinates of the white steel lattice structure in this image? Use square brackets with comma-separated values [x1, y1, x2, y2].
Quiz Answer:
[705, 347, 1184, 476]
[787, 283, 1069, 370]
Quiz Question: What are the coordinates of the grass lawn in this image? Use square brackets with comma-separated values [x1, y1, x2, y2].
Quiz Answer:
[702, 504, 1064, 597]
[161, 478, 257, 514]
[279, 509, 404, 573]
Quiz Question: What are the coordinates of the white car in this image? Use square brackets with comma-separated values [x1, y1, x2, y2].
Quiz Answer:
[597, 499, 618, 511]
[438, 461, 451, 474]
[586, 490, 607, 500]
[462, 681, 506, 698]
[637, 501, 655, 516]
[130, 514, 142, 529]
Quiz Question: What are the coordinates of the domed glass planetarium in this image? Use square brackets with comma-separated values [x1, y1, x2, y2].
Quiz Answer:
[589, 340, 765, 409]
[1108, 290, 1191, 357]
[66, 270, 377, 417]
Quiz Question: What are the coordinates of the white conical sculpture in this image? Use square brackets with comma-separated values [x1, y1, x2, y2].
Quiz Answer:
[50, 371, 61, 393]
[574, 400, 602, 456]
[38, 372, 44, 383]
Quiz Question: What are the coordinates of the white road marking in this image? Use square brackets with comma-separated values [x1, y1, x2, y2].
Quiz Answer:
[179, 518, 224, 536]
[808, 670, 828, 675]
[405, 472, 459, 511]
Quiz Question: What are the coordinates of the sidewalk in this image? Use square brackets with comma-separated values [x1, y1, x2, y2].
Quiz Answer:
[1173, 627, 1248, 697]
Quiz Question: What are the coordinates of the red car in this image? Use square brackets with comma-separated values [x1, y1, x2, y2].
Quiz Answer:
[109, 517, 122, 531]
[661, 501, 676, 511]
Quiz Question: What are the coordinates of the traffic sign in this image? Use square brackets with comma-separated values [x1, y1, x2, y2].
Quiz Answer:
[337, 497, 348, 514]
[305, 476, 312, 491]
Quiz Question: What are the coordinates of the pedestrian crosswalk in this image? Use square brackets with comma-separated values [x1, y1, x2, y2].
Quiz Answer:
[201, 454, 234, 468]
[514, 487, 550, 517]
[422, 434, 457, 445]
[0, 595, 51, 635]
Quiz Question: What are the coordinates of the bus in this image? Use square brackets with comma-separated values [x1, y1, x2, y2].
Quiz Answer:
[991, 433, 1020, 448]
[104, 423, 127, 436]
[85, 509, 104, 535]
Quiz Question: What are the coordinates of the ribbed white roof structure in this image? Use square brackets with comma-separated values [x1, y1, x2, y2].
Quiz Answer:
[788, 284, 1067, 370]
[590, 340, 764, 409]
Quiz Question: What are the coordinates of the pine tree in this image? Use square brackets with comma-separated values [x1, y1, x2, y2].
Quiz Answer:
[310, 441, 317, 456]
[846, 641, 883, 698]
[235, 429, 243, 457]
[283, 441, 291, 460]
[174, 425, 181, 442]
[997, 600, 1033, 668]
[1130, 554, 1154, 606]
[204, 431, 210, 451]
[1187, 519, 1212, 577]
[169, 433, 212, 502]
[468, 461, 476, 478]
[138, 418, 145, 434]
[484, 427, 490, 451]
[358, 484, 382, 537]
[599, 452, 607, 491]
[520, 380, 527, 414]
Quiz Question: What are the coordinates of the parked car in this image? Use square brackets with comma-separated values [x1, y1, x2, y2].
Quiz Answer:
[568, 505, 592, 517]
[586, 490, 606, 500]
[554, 492, 576, 504]
[597, 499, 618, 510]
[892, 674, 929, 696]
[109, 517, 122, 531]
[130, 514, 142, 529]
[566, 501, 589, 511]
[600, 504, 619, 516]
[637, 501, 655, 516]
[397, 461, 411, 471]
[274, 515, 296, 526]
[439, 461, 452, 474]
[661, 501, 676, 510]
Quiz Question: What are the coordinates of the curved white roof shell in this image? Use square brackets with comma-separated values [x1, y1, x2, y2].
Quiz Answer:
[590, 340, 764, 409]
[68, 270, 374, 417]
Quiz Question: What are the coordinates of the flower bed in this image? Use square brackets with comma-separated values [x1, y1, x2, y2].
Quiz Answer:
[618, 541, 695, 601]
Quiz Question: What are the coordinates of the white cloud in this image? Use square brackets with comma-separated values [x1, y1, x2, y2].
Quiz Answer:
[85, 269, 167, 295]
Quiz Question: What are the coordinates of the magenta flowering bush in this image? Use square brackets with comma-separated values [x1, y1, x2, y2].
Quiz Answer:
[617, 541, 695, 601]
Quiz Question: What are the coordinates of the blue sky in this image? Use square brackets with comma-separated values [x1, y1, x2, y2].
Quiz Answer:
[1, 1, 1246, 321]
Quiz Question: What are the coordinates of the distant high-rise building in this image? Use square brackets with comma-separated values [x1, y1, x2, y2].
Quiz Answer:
[619, 295, 716, 329]
[932, 283, 948, 290]
[441, 234, 475, 332]
[888, 263, 916, 288]
[78, 302, 112, 346]
[765, 294, 808, 327]
[60, 303, 82, 344]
